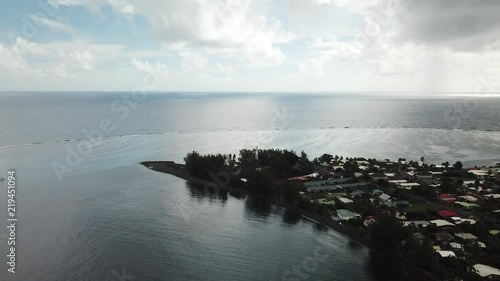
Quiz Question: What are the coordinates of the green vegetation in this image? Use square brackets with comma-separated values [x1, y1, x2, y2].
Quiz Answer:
[179, 148, 500, 281]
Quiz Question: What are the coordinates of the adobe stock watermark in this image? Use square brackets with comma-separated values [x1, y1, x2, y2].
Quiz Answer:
[339, 0, 412, 63]
[51, 61, 169, 182]
[7, 0, 62, 44]
[172, 169, 231, 223]
[111, 267, 136, 281]
[169, 105, 293, 224]
[277, 231, 338, 281]
[244, 106, 294, 148]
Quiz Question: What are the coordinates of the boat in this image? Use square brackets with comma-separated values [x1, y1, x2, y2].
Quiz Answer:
[0, 177, 4, 181]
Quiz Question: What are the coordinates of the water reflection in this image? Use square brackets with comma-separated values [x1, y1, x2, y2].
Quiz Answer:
[367, 252, 419, 281]
[281, 209, 301, 226]
[185, 182, 229, 202]
[243, 197, 272, 220]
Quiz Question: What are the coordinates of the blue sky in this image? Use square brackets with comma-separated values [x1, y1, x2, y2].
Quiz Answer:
[1, 0, 499, 93]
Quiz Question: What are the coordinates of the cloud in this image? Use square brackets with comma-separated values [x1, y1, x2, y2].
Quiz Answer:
[28, 15, 73, 33]
[13, 37, 46, 56]
[68, 51, 95, 70]
[0, 44, 28, 71]
[391, 0, 500, 51]
[56, 0, 293, 67]
[215, 62, 235, 74]
[131, 58, 170, 79]
[299, 54, 331, 75]
[179, 51, 208, 72]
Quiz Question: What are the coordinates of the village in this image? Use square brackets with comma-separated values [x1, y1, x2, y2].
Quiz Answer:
[289, 154, 500, 280]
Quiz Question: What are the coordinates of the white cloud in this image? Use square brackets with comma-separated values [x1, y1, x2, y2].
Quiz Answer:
[67, 51, 95, 70]
[13, 37, 46, 56]
[60, 0, 294, 67]
[28, 15, 73, 33]
[215, 62, 235, 74]
[0, 44, 28, 71]
[131, 58, 170, 79]
[179, 51, 208, 72]
[299, 55, 330, 75]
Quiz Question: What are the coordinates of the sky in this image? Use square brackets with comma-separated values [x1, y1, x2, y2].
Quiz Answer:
[0, 0, 499, 93]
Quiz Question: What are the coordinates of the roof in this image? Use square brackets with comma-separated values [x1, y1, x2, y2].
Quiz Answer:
[437, 251, 456, 258]
[350, 190, 365, 197]
[411, 220, 430, 227]
[455, 232, 478, 240]
[454, 201, 480, 208]
[304, 178, 354, 190]
[484, 193, 500, 199]
[335, 209, 360, 221]
[473, 264, 500, 278]
[318, 198, 336, 205]
[458, 195, 478, 202]
[438, 210, 458, 217]
[389, 179, 408, 184]
[430, 219, 455, 227]
[379, 193, 391, 201]
[338, 197, 353, 204]
[435, 232, 454, 241]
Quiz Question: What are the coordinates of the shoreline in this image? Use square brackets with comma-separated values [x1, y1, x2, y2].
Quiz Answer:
[140, 160, 435, 281]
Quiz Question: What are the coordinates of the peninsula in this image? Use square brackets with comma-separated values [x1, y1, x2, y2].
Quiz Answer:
[142, 149, 500, 281]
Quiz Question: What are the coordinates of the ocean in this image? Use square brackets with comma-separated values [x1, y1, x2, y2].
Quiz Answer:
[0, 92, 499, 281]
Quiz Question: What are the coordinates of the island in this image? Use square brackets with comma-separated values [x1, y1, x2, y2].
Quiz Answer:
[141, 148, 500, 281]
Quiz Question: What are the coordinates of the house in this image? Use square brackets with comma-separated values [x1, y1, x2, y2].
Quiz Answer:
[435, 232, 454, 242]
[458, 195, 478, 202]
[379, 193, 391, 201]
[334, 209, 361, 221]
[438, 194, 456, 203]
[364, 216, 377, 227]
[349, 190, 365, 197]
[450, 242, 463, 251]
[451, 217, 477, 225]
[371, 172, 387, 181]
[430, 219, 456, 228]
[438, 210, 458, 218]
[411, 220, 431, 228]
[416, 171, 434, 183]
[437, 251, 456, 258]
[484, 194, 500, 200]
[338, 197, 354, 204]
[398, 182, 421, 190]
[455, 232, 478, 241]
[454, 201, 480, 209]
[473, 264, 500, 278]
[304, 178, 353, 192]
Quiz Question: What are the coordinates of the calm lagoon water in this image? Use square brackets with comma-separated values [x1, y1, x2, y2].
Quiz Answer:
[0, 92, 499, 281]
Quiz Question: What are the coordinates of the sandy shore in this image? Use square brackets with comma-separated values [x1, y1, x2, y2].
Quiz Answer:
[140, 160, 435, 281]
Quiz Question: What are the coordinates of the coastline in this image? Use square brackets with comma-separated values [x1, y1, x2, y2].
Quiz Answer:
[140, 160, 436, 281]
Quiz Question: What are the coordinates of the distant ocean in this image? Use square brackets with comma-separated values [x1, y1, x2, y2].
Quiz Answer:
[0, 92, 499, 281]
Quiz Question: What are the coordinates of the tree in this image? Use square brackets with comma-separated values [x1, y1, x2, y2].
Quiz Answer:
[369, 211, 410, 255]
[299, 151, 315, 174]
[453, 161, 463, 170]
[318, 153, 333, 164]
[184, 151, 203, 176]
